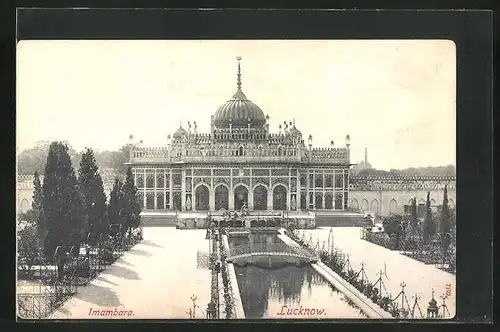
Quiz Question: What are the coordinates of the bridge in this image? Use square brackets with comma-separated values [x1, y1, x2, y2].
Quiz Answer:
[225, 243, 318, 266]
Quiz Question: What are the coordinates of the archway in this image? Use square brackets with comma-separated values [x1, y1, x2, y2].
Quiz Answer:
[389, 199, 397, 214]
[234, 185, 248, 211]
[448, 198, 455, 209]
[315, 192, 323, 209]
[20, 199, 29, 214]
[273, 185, 287, 210]
[325, 192, 333, 209]
[215, 185, 229, 211]
[253, 185, 268, 210]
[370, 199, 379, 215]
[300, 192, 307, 210]
[195, 185, 210, 211]
[361, 199, 369, 211]
[351, 198, 359, 210]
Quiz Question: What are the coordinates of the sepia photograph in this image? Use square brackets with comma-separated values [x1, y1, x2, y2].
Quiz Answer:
[16, 39, 456, 320]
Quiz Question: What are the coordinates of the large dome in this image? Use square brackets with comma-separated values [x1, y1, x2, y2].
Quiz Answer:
[213, 90, 266, 128]
[212, 57, 266, 129]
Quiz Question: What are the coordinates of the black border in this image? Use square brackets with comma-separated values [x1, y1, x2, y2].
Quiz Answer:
[2, 6, 494, 328]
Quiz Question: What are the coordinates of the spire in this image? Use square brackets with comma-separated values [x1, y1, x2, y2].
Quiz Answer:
[365, 147, 368, 164]
[236, 56, 242, 92]
[232, 56, 248, 101]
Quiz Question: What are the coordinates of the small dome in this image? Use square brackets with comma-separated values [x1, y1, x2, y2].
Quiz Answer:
[173, 125, 187, 139]
[289, 125, 302, 137]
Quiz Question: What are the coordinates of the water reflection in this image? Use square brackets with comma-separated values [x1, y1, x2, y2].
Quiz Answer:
[230, 231, 367, 319]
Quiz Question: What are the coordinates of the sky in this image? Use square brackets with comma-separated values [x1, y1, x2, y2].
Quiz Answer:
[16, 40, 456, 170]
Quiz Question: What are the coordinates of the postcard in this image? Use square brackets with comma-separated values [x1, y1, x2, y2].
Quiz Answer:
[16, 40, 456, 320]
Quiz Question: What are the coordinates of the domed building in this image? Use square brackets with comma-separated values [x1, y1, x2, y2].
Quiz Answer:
[127, 57, 353, 221]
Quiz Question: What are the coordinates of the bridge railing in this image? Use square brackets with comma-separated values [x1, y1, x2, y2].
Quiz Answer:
[227, 243, 315, 259]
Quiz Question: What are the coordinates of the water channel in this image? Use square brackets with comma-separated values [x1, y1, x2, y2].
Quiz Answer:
[229, 231, 367, 319]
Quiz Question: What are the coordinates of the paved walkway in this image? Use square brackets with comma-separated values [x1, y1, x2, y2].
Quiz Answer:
[301, 227, 456, 318]
[47, 228, 211, 319]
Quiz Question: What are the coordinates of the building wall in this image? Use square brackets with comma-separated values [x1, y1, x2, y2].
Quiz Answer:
[16, 171, 117, 216]
[16, 173, 456, 217]
[349, 189, 456, 216]
[17, 175, 34, 215]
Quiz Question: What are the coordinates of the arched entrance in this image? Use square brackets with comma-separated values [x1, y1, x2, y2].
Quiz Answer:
[273, 185, 287, 210]
[234, 185, 248, 211]
[389, 199, 397, 214]
[215, 185, 228, 210]
[448, 198, 455, 209]
[351, 198, 359, 210]
[370, 199, 379, 215]
[253, 185, 268, 210]
[20, 199, 29, 214]
[195, 185, 210, 211]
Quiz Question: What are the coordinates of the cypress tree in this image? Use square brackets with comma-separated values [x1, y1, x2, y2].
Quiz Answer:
[78, 148, 108, 241]
[423, 192, 435, 244]
[108, 178, 124, 232]
[120, 167, 142, 232]
[410, 197, 418, 227]
[441, 185, 451, 251]
[42, 142, 84, 260]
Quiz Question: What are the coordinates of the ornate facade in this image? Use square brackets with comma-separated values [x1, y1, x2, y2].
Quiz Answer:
[127, 57, 351, 213]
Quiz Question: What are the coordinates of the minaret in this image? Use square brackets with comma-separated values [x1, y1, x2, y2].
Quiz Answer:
[365, 147, 368, 165]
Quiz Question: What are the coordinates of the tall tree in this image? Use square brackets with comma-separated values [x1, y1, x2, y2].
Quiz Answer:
[423, 192, 435, 244]
[440, 185, 451, 251]
[410, 197, 418, 227]
[32, 171, 45, 242]
[78, 148, 108, 240]
[108, 178, 124, 232]
[42, 142, 84, 260]
[120, 167, 142, 231]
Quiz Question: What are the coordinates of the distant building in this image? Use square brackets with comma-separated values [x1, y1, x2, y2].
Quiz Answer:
[351, 147, 372, 175]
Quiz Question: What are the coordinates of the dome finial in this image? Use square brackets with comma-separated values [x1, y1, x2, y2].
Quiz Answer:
[236, 56, 242, 92]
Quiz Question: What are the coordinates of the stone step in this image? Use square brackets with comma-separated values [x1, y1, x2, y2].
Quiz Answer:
[140, 215, 177, 227]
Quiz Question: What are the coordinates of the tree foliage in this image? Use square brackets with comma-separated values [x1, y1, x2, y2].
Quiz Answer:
[78, 148, 108, 239]
[17, 221, 41, 274]
[32, 171, 45, 242]
[108, 178, 124, 232]
[120, 167, 142, 230]
[107, 168, 142, 234]
[423, 192, 436, 243]
[18, 141, 131, 176]
[440, 185, 452, 251]
[353, 165, 456, 177]
[382, 214, 404, 237]
[17, 140, 82, 175]
[410, 197, 419, 228]
[42, 142, 84, 260]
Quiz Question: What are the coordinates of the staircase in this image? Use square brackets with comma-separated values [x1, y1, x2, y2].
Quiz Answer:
[314, 212, 365, 227]
[140, 211, 177, 227]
